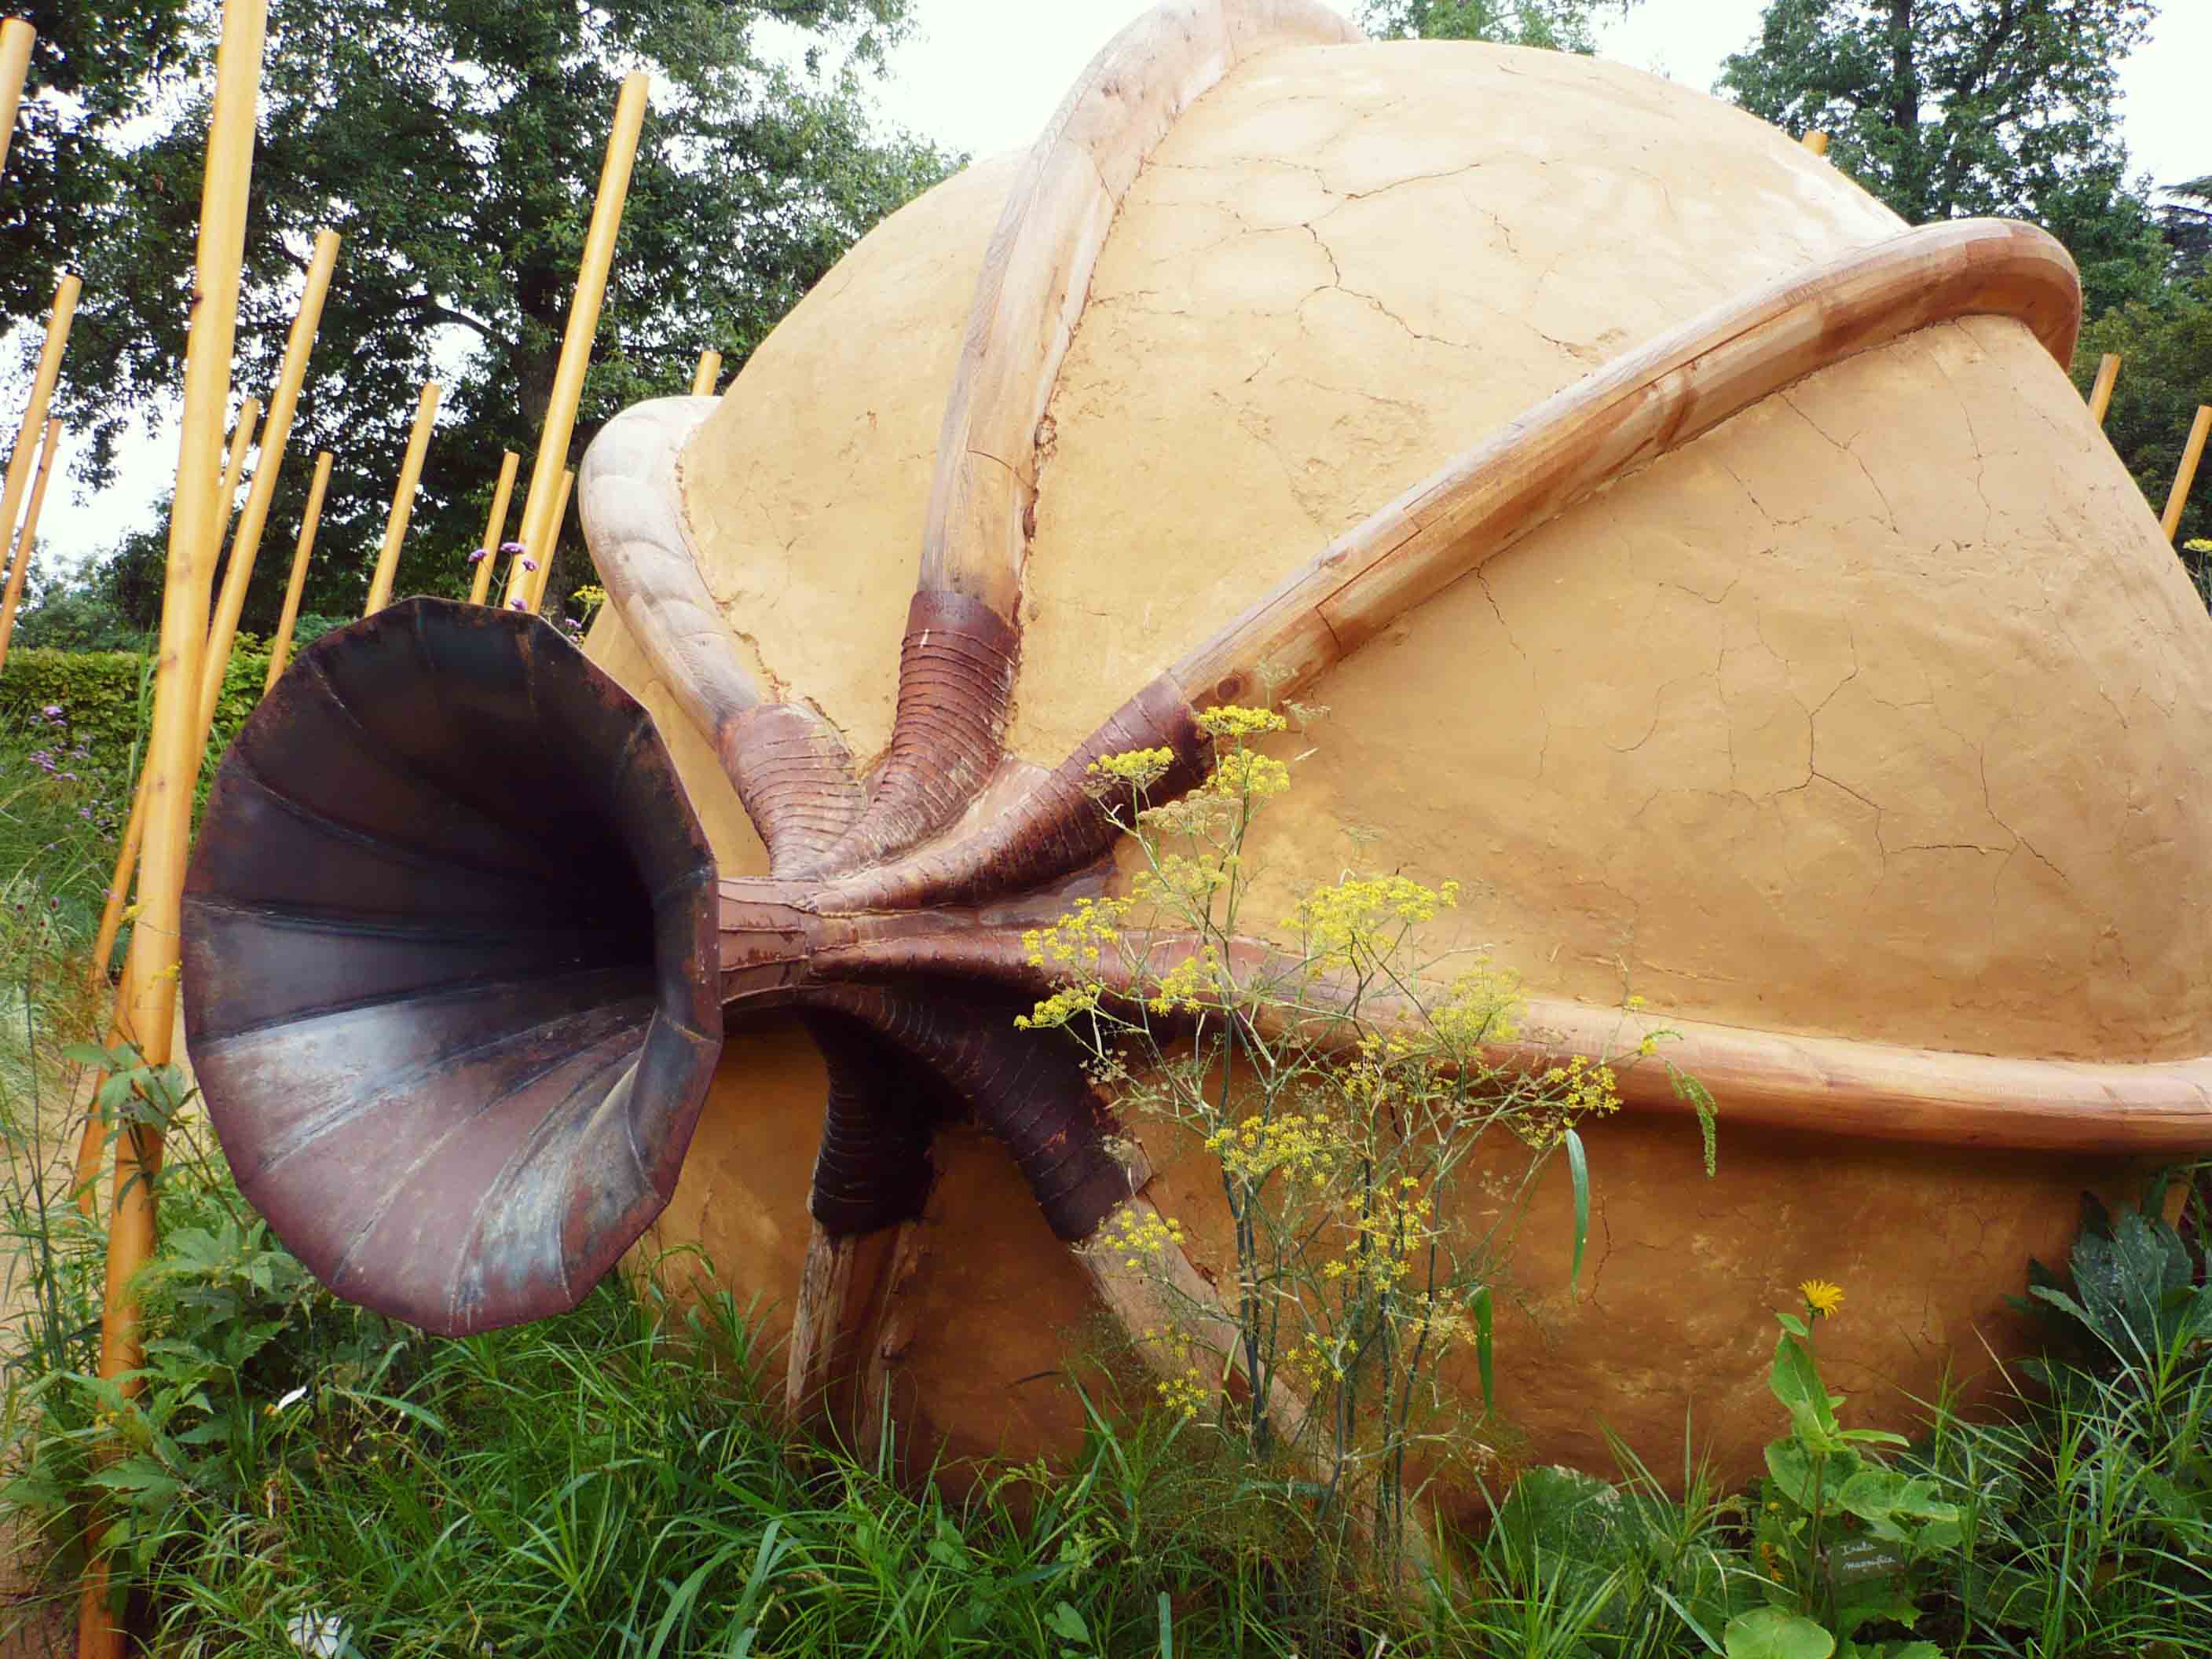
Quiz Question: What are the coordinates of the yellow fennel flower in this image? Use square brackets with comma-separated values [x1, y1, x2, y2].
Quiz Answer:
[1799, 1279, 1844, 1318]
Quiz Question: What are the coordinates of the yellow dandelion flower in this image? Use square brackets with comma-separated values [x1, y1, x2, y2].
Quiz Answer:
[1799, 1279, 1844, 1318]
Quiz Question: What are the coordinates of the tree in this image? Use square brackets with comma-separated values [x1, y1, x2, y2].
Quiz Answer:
[2161, 176, 2212, 266]
[0, 0, 194, 325]
[1360, 0, 1639, 53]
[2075, 276, 2212, 552]
[1717, 0, 2169, 316]
[5, 0, 953, 629]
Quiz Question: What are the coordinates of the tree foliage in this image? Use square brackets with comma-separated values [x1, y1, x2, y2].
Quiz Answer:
[2075, 276, 2212, 553]
[1359, 0, 1639, 53]
[0, 0, 195, 325]
[1717, 0, 2169, 315]
[4, 0, 954, 628]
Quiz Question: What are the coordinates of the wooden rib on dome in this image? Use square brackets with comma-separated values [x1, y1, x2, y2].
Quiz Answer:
[804, 927, 2212, 1155]
[1169, 215, 2082, 707]
[800, 0, 1365, 877]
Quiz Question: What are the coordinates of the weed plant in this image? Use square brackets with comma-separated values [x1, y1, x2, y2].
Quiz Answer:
[1020, 707, 1717, 1576]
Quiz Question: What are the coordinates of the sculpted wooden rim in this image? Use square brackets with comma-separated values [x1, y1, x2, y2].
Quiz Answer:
[804, 928, 2212, 1155]
[1172, 215, 2083, 705]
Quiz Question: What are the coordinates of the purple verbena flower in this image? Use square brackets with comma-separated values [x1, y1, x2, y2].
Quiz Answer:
[522, 557, 538, 572]
[468, 546, 491, 563]
[500, 541, 526, 556]
[507, 599, 526, 611]
[41, 704, 61, 718]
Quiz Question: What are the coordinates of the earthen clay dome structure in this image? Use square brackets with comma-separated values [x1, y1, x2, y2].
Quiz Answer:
[185, 0, 2212, 1492]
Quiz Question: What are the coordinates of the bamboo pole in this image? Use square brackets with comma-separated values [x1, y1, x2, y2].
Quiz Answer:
[1801, 130, 1829, 156]
[526, 466, 575, 612]
[214, 395, 259, 540]
[78, 394, 261, 1000]
[2160, 406, 2211, 543]
[2086, 352, 2121, 427]
[0, 416, 60, 668]
[263, 449, 331, 690]
[467, 449, 520, 605]
[504, 71, 649, 611]
[690, 347, 721, 397]
[82, 790, 142, 1002]
[196, 228, 338, 743]
[0, 270, 79, 623]
[81, 2, 266, 1650]
[363, 379, 440, 615]
[0, 18, 32, 178]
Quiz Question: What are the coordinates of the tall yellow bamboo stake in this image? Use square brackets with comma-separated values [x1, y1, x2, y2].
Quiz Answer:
[2161, 406, 2212, 542]
[0, 416, 60, 668]
[363, 379, 440, 615]
[2086, 353, 2121, 427]
[196, 228, 338, 745]
[81, 2, 266, 1651]
[0, 270, 79, 615]
[214, 395, 259, 535]
[83, 784, 145, 994]
[83, 794, 141, 1001]
[263, 449, 331, 690]
[467, 449, 521, 605]
[1801, 130, 1830, 156]
[690, 347, 721, 397]
[73, 353, 297, 1175]
[76, 398, 259, 1013]
[526, 467, 576, 613]
[504, 72, 649, 611]
[0, 19, 33, 178]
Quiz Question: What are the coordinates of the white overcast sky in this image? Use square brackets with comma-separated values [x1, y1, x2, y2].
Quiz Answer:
[29, 0, 2212, 572]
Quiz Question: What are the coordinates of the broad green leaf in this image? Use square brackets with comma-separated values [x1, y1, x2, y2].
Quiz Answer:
[1047, 1601, 1090, 1644]
[1565, 1128, 1590, 1288]
[1471, 1284, 1495, 1411]
[1723, 1607, 1835, 1659]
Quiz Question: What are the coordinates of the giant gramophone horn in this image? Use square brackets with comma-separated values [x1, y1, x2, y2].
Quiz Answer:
[181, 601, 723, 1335]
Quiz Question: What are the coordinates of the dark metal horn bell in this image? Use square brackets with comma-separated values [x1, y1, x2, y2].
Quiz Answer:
[181, 598, 723, 1337]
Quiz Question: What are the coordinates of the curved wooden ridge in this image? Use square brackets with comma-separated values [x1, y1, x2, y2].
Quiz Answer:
[803, 0, 1363, 879]
[795, 928, 2212, 1155]
[580, 397, 863, 876]
[1172, 215, 2082, 706]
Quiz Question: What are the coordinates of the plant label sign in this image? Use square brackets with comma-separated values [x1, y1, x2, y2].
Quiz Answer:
[1826, 1539, 1907, 1588]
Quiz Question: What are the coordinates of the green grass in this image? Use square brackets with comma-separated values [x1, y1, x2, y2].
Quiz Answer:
[0, 1144, 1397, 1657]
[3, 1124, 2203, 1658]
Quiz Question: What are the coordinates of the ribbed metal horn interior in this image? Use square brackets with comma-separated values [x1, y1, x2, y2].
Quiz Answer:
[181, 598, 722, 1336]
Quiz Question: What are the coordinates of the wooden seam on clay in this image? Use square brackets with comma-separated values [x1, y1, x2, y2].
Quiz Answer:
[800, 0, 1366, 880]
[580, 395, 865, 875]
[1170, 215, 2084, 707]
[797, 927, 2212, 1154]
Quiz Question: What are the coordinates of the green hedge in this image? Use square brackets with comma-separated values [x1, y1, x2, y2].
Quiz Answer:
[0, 643, 273, 785]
